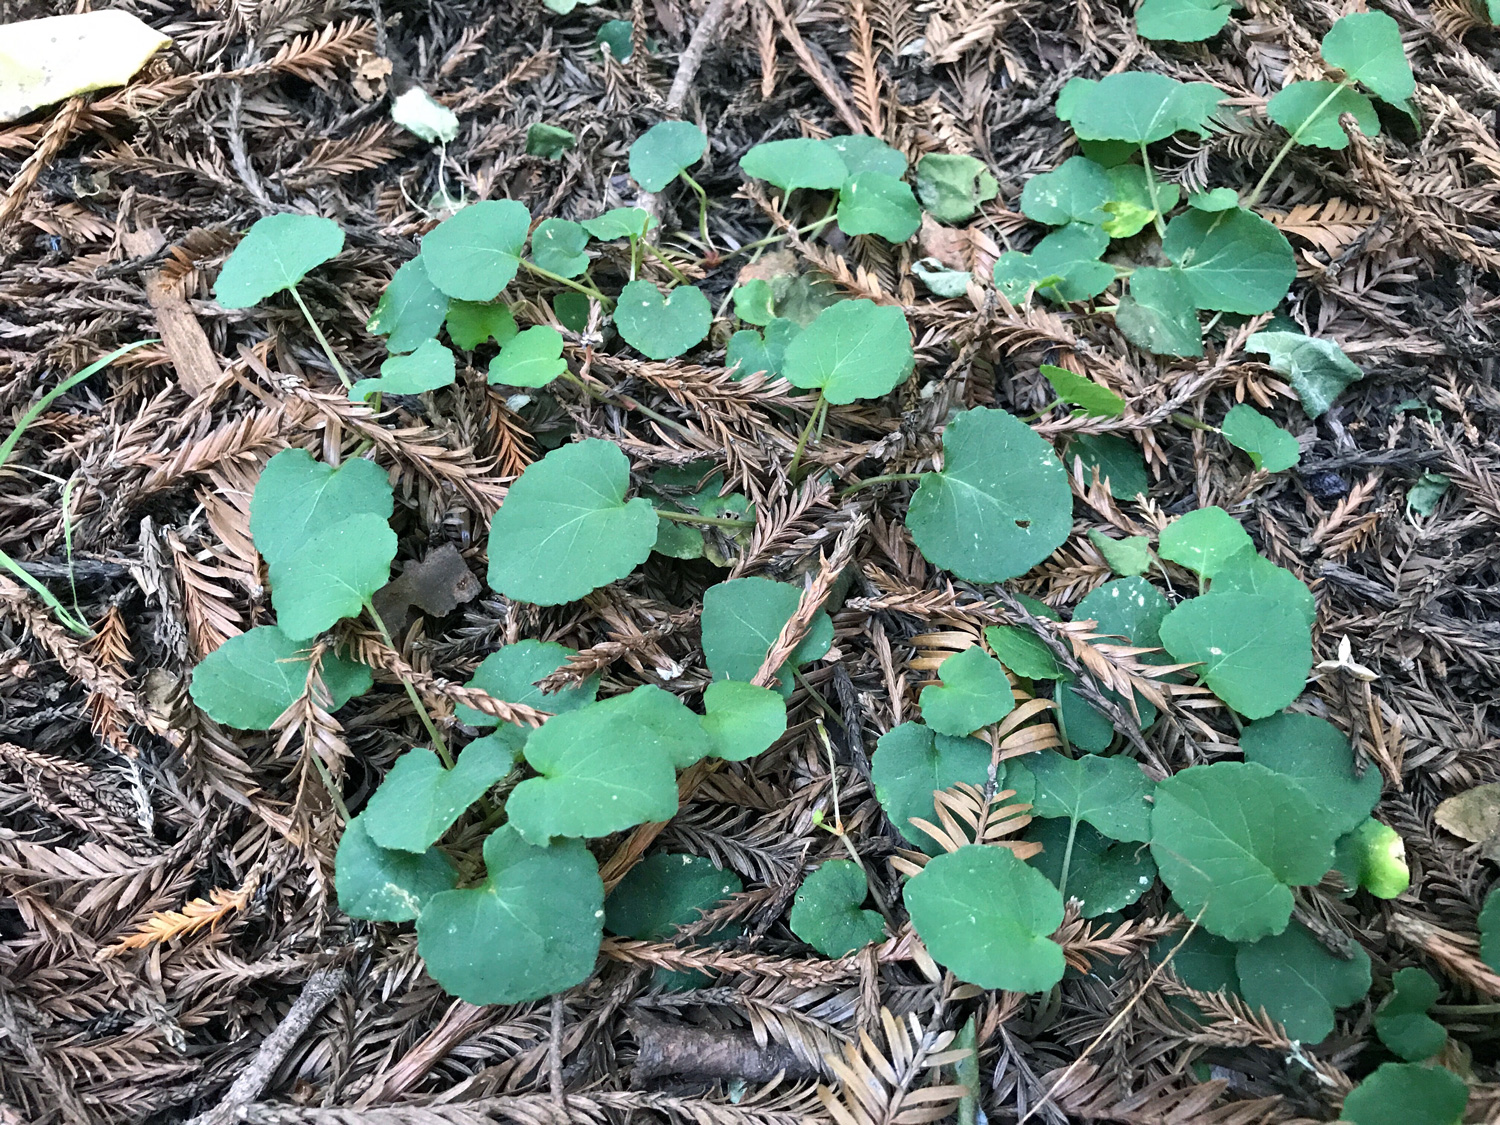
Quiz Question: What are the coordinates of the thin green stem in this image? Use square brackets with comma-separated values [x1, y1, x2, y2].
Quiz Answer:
[0, 547, 93, 635]
[309, 748, 353, 822]
[655, 509, 754, 528]
[288, 284, 353, 390]
[367, 601, 453, 768]
[1057, 815, 1080, 901]
[60, 477, 82, 625]
[679, 171, 713, 253]
[814, 720, 897, 928]
[839, 472, 923, 498]
[628, 234, 640, 280]
[788, 392, 827, 481]
[1246, 79, 1353, 209]
[521, 261, 613, 306]
[639, 240, 691, 285]
[1138, 143, 1168, 239]
[793, 668, 845, 730]
[722, 215, 844, 262]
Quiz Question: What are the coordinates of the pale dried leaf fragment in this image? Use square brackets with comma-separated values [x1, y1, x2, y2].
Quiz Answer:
[0, 12, 171, 123]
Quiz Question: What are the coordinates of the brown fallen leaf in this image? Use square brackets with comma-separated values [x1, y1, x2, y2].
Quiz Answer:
[372, 544, 481, 634]
[1434, 782, 1500, 861]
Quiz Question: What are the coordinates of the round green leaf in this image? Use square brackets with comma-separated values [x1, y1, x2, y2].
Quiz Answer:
[908, 407, 1072, 583]
[595, 19, 634, 60]
[581, 207, 658, 242]
[1135, 0, 1237, 41]
[363, 741, 516, 854]
[1021, 157, 1112, 227]
[1150, 762, 1339, 941]
[836, 171, 922, 242]
[367, 256, 449, 353]
[215, 214, 344, 309]
[822, 134, 907, 177]
[993, 224, 1113, 305]
[446, 301, 518, 351]
[904, 844, 1066, 993]
[727, 317, 799, 380]
[250, 448, 393, 571]
[1335, 817, 1410, 899]
[1235, 922, 1371, 1042]
[1266, 80, 1379, 150]
[530, 218, 590, 278]
[1040, 363, 1125, 418]
[1024, 751, 1154, 842]
[1069, 433, 1150, 500]
[1221, 404, 1300, 472]
[781, 299, 913, 405]
[919, 645, 1015, 736]
[1341, 1063, 1468, 1125]
[525, 123, 576, 158]
[486, 439, 659, 606]
[189, 626, 371, 730]
[1088, 531, 1152, 577]
[352, 338, 456, 402]
[1060, 73, 1223, 144]
[1482, 887, 1500, 971]
[1376, 968, 1446, 1061]
[870, 722, 992, 848]
[983, 625, 1064, 680]
[417, 827, 603, 1004]
[1240, 711, 1380, 836]
[701, 680, 787, 761]
[1211, 547, 1314, 625]
[1162, 207, 1296, 315]
[488, 325, 566, 387]
[1028, 818, 1157, 918]
[459, 639, 599, 728]
[614, 280, 711, 360]
[700, 576, 833, 697]
[1157, 506, 1254, 578]
[605, 853, 742, 939]
[739, 138, 848, 193]
[1321, 11, 1415, 106]
[1116, 267, 1204, 358]
[420, 200, 532, 301]
[335, 814, 455, 922]
[1246, 330, 1362, 418]
[790, 860, 884, 956]
[271, 514, 397, 641]
[914, 153, 998, 224]
[733, 279, 776, 326]
[629, 120, 707, 192]
[1159, 591, 1311, 718]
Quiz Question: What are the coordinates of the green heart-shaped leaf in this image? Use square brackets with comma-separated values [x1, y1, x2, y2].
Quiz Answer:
[189, 625, 371, 730]
[919, 645, 1016, 736]
[1162, 207, 1296, 315]
[1246, 330, 1362, 418]
[836, 172, 922, 242]
[1135, 0, 1237, 40]
[446, 301, 518, 350]
[701, 680, 787, 761]
[529, 218, 590, 278]
[270, 514, 397, 641]
[1040, 363, 1125, 417]
[352, 338, 457, 402]
[983, 624, 1065, 680]
[363, 741, 517, 853]
[367, 256, 449, 353]
[525, 122, 576, 158]
[1157, 506, 1253, 577]
[614, 280, 711, 360]
[417, 827, 603, 1004]
[822, 135, 907, 177]
[1267, 80, 1379, 150]
[1150, 761, 1339, 940]
[1375, 968, 1446, 1061]
[486, 439, 659, 606]
[458, 639, 599, 728]
[1021, 156, 1112, 227]
[1058, 576, 1172, 751]
[215, 214, 344, 309]
[605, 853, 742, 939]
[335, 814, 455, 922]
[870, 722, 992, 849]
[1321, 11, 1414, 106]
[488, 325, 566, 387]
[595, 19, 634, 61]
[790, 860, 885, 956]
[1028, 817, 1157, 917]
[993, 223, 1114, 305]
[1070, 433, 1151, 499]
[732, 279, 776, 326]
[739, 138, 848, 193]
[781, 299, 913, 404]
[629, 120, 707, 192]
[1221, 403, 1300, 471]
[580, 207, 658, 241]
[1341, 1063, 1468, 1125]
[420, 200, 532, 301]
[1239, 711, 1380, 836]
[701, 576, 833, 697]
[1159, 590, 1311, 718]
[250, 449, 392, 570]
[727, 317, 800, 380]
[1101, 164, 1180, 237]
[1021, 751, 1154, 842]
[1059, 73, 1223, 144]
[905, 844, 1066, 992]
[1116, 267, 1204, 357]
[1211, 547, 1315, 625]
[1088, 530, 1152, 577]
[1235, 922, 1371, 1042]
[914, 153, 998, 224]
[908, 407, 1072, 583]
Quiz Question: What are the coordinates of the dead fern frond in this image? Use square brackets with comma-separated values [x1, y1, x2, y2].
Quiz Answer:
[818, 1006, 967, 1125]
[896, 783, 1038, 873]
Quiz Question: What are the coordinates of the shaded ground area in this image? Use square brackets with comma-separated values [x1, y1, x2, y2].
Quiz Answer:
[3, 0, 1500, 1122]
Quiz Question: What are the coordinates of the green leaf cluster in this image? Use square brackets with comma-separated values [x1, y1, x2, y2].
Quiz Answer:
[739, 134, 921, 241]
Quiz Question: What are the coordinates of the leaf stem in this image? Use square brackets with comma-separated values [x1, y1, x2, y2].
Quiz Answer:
[654, 509, 755, 528]
[521, 261, 613, 307]
[366, 600, 453, 768]
[1057, 815, 1080, 901]
[679, 171, 714, 253]
[1246, 79, 1354, 209]
[1138, 144, 1168, 239]
[839, 472, 924, 497]
[639, 240, 692, 286]
[288, 284, 354, 390]
[788, 391, 827, 481]
[814, 720, 896, 927]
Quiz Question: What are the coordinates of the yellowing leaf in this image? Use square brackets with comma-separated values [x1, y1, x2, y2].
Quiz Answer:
[0, 12, 170, 124]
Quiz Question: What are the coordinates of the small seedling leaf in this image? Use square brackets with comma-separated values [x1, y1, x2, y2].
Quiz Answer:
[605, 853, 742, 939]
[595, 20, 634, 60]
[919, 645, 1016, 736]
[488, 325, 566, 388]
[993, 223, 1114, 305]
[983, 624, 1065, 680]
[1240, 711, 1380, 836]
[1157, 506, 1253, 578]
[486, 439, 658, 606]
[727, 318, 799, 379]
[1059, 73, 1223, 143]
[629, 120, 707, 192]
[335, 814, 455, 922]
[352, 338, 456, 402]
[732, 279, 776, 326]
[270, 514, 397, 641]
[904, 844, 1066, 992]
[701, 680, 787, 761]
[1070, 433, 1151, 500]
[1266, 80, 1379, 150]
[363, 742, 516, 854]
[189, 626, 372, 730]
[458, 639, 599, 728]
[580, 207, 658, 241]
[446, 301, 518, 350]
[790, 860, 885, 956]
[1150, 762, 1339, 940]
[1340, 1063, 1468, 1125]
[1321, 11, 1415, 106]
[1220, 404, 1300, 472]
[780, 299, 914, 404]
[1116, 267, 1204, 357]
[390, 87, 459, 144]
[1040, 363, 1125, 417]
[1021, 157, 1112, 227]
[701, 576, 833, 696]
[417, 827, 603, 1004]
[614, 280, 711, 360]
[1024, 751, 1154, 842]
[1028, 818, 1157, 917]
[1236, 922, 1371, 1042]
[1135, 0, 1237, 41]
[1375, 968, 1446, 1061]
[1408, 472, 1452, 516]
[553, 292, 592, 333]
[1246, 330, 1362, 417]
[870, 722, 992, 849]
[739, 139, 848, 193]
[836, 172, 922, 242]
[1162, 207, 1296, 314]
[420, 200, 531, 302]
[908, 408, 1073, 583]
[1088, 530, 1152, 577]
[525, 123, 576, 159]
[250, 449, 393, 570]
[215, 214, 344, 309]
[822, 134, 908, 177]
[914, 153, 999, 224]
[529, 218, 590, 278]
[368, 256, 450, 353]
